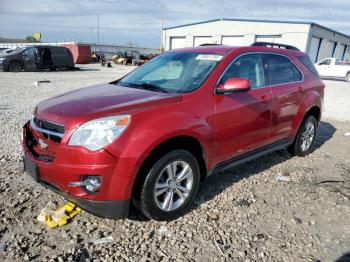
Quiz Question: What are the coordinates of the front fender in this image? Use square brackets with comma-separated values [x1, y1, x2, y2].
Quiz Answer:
[121, 111, 213, 159]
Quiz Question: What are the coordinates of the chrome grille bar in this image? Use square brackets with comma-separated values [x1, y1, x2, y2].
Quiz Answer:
[30, 117, 65, 138]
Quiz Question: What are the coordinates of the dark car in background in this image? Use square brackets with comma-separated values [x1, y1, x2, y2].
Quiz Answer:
[0, 45, 74, 72]
[0, 48, 15, 55]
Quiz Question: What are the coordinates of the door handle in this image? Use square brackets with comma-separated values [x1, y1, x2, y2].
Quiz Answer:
[298, 86, 304, 94]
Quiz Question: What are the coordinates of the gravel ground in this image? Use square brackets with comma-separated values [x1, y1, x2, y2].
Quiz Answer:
[323, 79, 350, 121]
[0, 64, 349, 262]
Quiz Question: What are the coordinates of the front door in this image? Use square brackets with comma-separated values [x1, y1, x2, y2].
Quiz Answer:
[22, 47, 37, 71]
[214, 53, 273, 163]
[316, 59, 332, 76]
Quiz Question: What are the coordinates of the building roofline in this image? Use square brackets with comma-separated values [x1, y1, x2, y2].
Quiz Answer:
[163, 18, 312, 30]
[163, 18, 350, 39]
[309, 23, 350, 39]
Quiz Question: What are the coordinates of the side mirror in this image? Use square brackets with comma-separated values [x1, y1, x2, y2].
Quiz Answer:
[217, 78, 251, 94]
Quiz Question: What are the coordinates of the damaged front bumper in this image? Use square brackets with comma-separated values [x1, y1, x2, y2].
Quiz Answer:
[22, 120, 132, 219]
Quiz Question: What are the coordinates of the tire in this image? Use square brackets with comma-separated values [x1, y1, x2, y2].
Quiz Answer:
[346, 73, 350, 82]
[138, 150, 200, 220]
[8, 61, 22, 72]
[288, 115, 317, 157]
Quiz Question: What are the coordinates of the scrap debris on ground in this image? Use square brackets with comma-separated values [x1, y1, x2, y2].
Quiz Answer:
[0, 64, 349, 261]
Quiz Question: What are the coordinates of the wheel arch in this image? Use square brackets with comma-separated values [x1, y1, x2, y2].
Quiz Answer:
[8, 59, 24, 71]
[131, 135, 207, 201]
[304, 105, 321, 124]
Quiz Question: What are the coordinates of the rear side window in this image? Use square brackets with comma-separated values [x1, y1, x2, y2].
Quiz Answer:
[298, 56, 319, 77]
[265, 54, 303, 85]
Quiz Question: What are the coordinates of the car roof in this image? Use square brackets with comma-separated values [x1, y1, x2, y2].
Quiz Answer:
[167, 45, 306, 56]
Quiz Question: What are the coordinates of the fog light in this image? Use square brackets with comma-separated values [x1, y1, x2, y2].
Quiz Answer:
[68, 175, 102, 193]
[83, 176, 102, 193]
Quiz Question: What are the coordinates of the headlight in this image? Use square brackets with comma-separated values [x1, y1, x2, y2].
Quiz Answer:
[68, 115, 130, 151]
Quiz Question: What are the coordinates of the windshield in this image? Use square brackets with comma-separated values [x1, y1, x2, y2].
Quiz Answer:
[119, 52, 223, 93]
[6, 47, 25, 54]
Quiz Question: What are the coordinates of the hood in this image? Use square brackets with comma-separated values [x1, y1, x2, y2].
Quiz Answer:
[36, 84, 183, 129]
[0, 50, 17, 58]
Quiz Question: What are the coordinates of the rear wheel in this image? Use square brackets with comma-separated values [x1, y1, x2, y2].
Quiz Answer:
[138, 150, 200, 220]
[288, 115, 317, 156]
[346, 73, 350, 82]
[8, 61, 22, 72]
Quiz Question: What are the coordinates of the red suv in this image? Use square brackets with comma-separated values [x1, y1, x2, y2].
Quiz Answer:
[22, 43, 324, 220]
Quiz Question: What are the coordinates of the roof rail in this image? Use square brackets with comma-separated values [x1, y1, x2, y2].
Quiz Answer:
[199, 43, 222, 46]
[251, 42, 300, 51]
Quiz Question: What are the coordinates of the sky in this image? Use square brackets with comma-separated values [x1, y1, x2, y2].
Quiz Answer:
[0, 0, 349, 48]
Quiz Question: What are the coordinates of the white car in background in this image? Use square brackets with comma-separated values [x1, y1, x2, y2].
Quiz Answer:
[314, 58, 350, 82]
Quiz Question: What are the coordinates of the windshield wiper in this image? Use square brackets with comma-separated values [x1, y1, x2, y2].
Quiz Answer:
[129, 83, 169, 93]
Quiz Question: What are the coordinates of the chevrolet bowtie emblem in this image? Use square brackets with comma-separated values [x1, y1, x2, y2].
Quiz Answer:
[38, 138, 48, 149]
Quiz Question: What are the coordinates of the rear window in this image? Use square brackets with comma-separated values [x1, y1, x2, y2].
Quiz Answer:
[265, 54, 303, 85]
[298, 56, 319, 77]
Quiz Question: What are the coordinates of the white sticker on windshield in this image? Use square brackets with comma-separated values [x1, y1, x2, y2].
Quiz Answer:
[196, 54, 223, 61]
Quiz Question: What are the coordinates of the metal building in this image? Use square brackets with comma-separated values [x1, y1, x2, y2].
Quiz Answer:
[162, 18, 350, 62]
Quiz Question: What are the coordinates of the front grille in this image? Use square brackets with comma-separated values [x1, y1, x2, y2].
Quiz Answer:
[34, 117, 65, 134]
[25, 125, 55, 162]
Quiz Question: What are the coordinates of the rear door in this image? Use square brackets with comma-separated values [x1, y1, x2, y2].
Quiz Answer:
[214, 53, 273, 162]
[51, 47, 71, 67]
[264, 53, 303, 141]
[50, 47, 63, 67]
[329, 59, 347, 77]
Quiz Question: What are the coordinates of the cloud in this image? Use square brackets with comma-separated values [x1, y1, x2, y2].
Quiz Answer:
[0, 0, 349, 47]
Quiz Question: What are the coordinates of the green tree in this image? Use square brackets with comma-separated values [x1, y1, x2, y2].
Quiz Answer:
[25, 36, 37, 42]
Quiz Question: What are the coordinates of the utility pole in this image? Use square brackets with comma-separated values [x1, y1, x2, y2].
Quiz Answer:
[160, 1, 164, 52]
[90, 27, 93, 44]
[97, 13, 100, 45]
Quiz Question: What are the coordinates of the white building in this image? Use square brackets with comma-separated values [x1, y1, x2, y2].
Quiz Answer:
[162, 18, 350, 62]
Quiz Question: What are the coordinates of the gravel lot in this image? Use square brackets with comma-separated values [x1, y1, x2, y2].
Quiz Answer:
[0, 64, 349, 262]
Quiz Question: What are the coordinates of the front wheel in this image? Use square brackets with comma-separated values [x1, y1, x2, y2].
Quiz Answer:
[138, 150, 200, 220]
[8, 61, 22, 72]
[288, 115, 317, 156]
[346, 73, 350, 82]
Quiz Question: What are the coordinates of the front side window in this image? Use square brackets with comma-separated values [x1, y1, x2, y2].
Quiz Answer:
[119, 52, 223, 93]
[23, 47, 35, 59]
[265, 54, 302, 85]
[318, 59, 331, 66]
[218, 53, 265, 89]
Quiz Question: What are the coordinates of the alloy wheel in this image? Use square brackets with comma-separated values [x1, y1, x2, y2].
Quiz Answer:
[300, 121, 315, 152]
[154, 160, 193, 212]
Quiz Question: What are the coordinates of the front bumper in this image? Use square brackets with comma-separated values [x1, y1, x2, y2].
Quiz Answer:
[38, 178, 130, 218]
[22, 121, 138, 219]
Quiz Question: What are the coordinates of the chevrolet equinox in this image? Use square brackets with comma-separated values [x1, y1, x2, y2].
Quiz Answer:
[23, 43, 324, 220]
